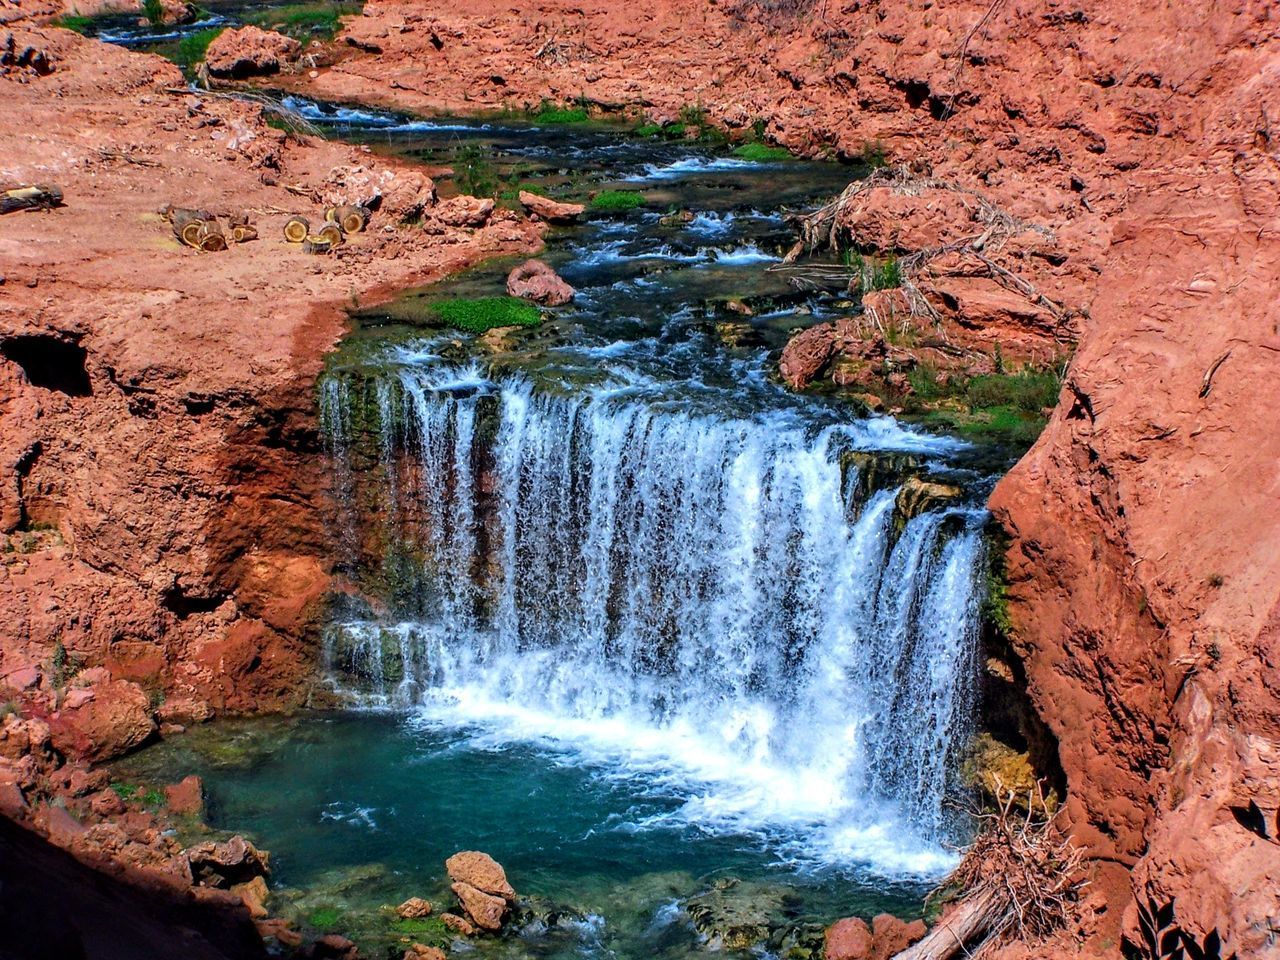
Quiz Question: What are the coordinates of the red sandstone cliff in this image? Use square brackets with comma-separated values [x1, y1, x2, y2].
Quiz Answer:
[294, 0, 1280, 954]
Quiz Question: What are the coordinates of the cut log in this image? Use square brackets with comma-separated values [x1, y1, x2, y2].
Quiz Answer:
[323, 206, 338, 223]
[173, 211, 207, 248]
[316, 223, 344, 246]
[231, 224, 258, 243]
[301, 235, 334, 255]
[891, 888, 1002, 960]
[197, 221, 227, 252]
[283, 217, 309, 243]
[336, 204, 369, 234]
[0, 184, 63, 214]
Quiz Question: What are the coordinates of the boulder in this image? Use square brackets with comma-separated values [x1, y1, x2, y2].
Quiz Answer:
[48, 679, 155, 762]
[164, 775, 204, 817]
[824, 917, 873, 960]
[3, 665, 40, 690]
[156, 697, 213, 725]
[432, 195, 494, 228]
[439, 912, 476, 936]
[444, 850, 516, 899]
[779, 322, 836, 389]
[204, 27, 301, 79]
[397, 897, 433, 918]
[518, 190, 584, 223]
[186, 835, 270, 887]
[869, 914, 927, 959]
[403, 946, 446, 960]
[232, 875, 270, 919]
[506, 259, 574, 306]
[451, 881, 506, 931]
[324, 166, 436, 224]
[894, 477, 963, 520]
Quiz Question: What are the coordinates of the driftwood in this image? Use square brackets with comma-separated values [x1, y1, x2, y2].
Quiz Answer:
[283, 217, 310, 243]
[1, 184, 63, 214]
[891, 786, 1086, 960]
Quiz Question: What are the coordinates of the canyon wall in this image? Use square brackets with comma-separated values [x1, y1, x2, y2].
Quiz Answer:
[302, 0, 1280, 953]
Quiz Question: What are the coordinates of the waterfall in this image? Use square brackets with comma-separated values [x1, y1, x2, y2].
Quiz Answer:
[321, 357, 985, 872]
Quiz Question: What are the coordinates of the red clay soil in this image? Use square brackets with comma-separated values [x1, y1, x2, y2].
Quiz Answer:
[291, 0, 1280, 956]
[0, 24, 539, 723]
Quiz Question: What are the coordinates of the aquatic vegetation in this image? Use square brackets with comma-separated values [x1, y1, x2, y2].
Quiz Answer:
[430, 297, 542, 334]
[589, 190, 646, 212]
[733, 142, 792, 162]
[308, 906, 345, 930]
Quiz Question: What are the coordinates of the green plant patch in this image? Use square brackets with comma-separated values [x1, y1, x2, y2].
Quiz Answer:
[965, 371, 1061, 413]
[733, 142, 792, 162]
[53, 14, 95, 33]
[532, 100, 590, 124]
[247, 2, 360, 40]
[110, 782, 139, 801]
[391, 916, 448, 939]
[589, 190, 646, 212]
[175, 27, 224, 67]
[142, 0, 165, 26]
[309, 906, 344, 930]
[633, 123, 663, 138]
[429, 297, 542, 334]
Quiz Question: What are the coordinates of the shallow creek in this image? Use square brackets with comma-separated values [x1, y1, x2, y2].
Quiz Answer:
[114, 97, 999, 959]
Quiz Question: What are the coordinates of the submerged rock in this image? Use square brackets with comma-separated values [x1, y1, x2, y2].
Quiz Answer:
[894, 476, 963, 520]
[685, 878, 793, 952]
[439, 912, 476, 936]
[397, 896, 433, 918]
[451, 881, 506, 931]
[506, 259, 575, 306]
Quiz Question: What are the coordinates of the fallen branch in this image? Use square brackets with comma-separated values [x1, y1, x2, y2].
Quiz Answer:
[1198, 349, 1232, 398]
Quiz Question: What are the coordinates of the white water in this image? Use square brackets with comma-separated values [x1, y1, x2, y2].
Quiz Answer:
[320, 362, 985, 876]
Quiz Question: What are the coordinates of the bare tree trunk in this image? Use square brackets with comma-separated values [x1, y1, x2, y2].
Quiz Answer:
[893, 888, 1004, 960]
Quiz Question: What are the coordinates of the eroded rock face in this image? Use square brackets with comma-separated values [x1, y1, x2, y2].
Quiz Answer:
[778, 323, 834, 390]
[204, 26, 301, 79]
[506, 259, 574, 306]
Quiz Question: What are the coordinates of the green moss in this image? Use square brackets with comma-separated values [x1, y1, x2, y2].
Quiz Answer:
[984, 546, 1013, 637]
[247, 2, 360, 40]
[589, 190, 646, 212]
[309, 906, 345, 931]
[53, 14, 95, 33]
[429, 297, 542, 334]
[175, 27, 224, 67]
[733, 142, 791, 162]
[391, 916, 448, 939]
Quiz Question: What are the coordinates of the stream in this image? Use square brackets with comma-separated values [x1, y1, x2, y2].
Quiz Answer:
[110, 67, 996, 960]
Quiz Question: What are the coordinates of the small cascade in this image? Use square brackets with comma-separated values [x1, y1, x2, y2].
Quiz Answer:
[320, 356, 986, 863]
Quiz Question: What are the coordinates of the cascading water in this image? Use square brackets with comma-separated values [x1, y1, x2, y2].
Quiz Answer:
[320, 354, 986, 874]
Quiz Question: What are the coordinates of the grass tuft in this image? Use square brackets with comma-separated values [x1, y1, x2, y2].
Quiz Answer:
[429, 297, 542, 334]
[53, 13, 95, 33]
[247, 2, 360, 40]
[142, 0, 165, 27]
[175, 26, 224, 67]
[733, 142, 791, 162]
[589, 190, 646, 212]
[532, 99, 590, 124]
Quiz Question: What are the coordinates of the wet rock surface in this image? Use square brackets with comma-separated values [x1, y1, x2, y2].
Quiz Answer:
[506, 258, 575, 306]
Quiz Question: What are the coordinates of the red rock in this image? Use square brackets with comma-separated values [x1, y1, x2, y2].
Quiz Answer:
[869, 914, 926, 960]
[824, 917, 872, 960]
[506, 259, 574, 306]
[396, 896, 432, 918]
[156, 698, 213, 725]
[3, 665, 40, 690]
[48, 679, 155, 762]
[44, 804, 88, 845]
[779, 323, 835, 390]
[432, 195, 494, 228]
[204, 26, 301, 79]
[439, 912, 476, 936]
[231, 874, 270, 918]
[164, 774, 203, 816]
[256, 917, 303, 947]
[0, 780, 27, 818]
[315, 933, 358, 958]
[445, 850, 516, 899]
[451, 881, 506, 931]
[186, 835, 270, 887]
[88, 789, 126, 818]
[403, 946, 446, 960]
[518, 190, 584, 222]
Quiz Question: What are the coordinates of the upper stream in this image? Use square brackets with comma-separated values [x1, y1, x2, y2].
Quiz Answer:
[117, 93, 994, 959]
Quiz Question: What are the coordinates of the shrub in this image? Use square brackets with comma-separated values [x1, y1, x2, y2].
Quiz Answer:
[142, 0, 165, 27]
[429, 297, 542, 334]
[589, 190, 646, 212]
[733, 142, 791, 162]
[859, 139, 888, 167]
[634, 123, 662, 138]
